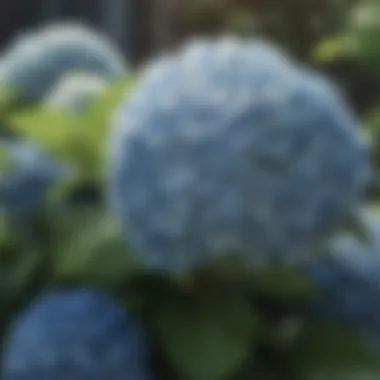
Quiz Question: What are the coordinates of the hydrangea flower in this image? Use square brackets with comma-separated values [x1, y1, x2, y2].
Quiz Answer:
[108, 37, 369, 272]
[303, 211, 380, 350]
[2, 289, 153, 380]
[0, 140, 72, 217]
[43, 72, 108, 114]
[0, 22, 127, 103]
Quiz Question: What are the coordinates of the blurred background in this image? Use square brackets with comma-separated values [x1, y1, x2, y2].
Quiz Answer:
[0, 0, 376, 114]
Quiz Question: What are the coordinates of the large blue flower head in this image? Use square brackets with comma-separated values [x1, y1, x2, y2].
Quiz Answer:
[0, 140, 73, 217]
[108, 37, 369, 273]
[303, 211, 380, 350]
[0, 22, 127, 103]
[2, 289, 153, 380]
[43, 72, 108, 114]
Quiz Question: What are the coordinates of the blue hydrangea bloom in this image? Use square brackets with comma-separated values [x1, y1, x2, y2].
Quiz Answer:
[0, 22, 127, 103]
[2, 289, 153, 380]
[303, 213, 380, 350]
[43, 72, 108, 114]
[0, 141, 72, 217]
[108, 37, 369, 272]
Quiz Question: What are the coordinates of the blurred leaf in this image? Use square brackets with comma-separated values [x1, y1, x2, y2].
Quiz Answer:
[345, 0, 380, 65]
[0, 246, 43, 301]
[0, 87, 19, 112]
[290, 323, 380, 379]
[312, 35, 355, 63]
[45, 175, 81, 206]
[53, 206, 143, 288]
[152, 291, 257, 380]
[5, 76, 137, 182]
[6, 108, 79, 160]
[250, 266, 318, 299]
[78, 75, 139, 175]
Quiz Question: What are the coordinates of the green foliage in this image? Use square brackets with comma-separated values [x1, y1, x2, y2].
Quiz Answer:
[290, 323, 380, 379]
[5, 76, 137, 182]
[249, 266, 318, 300]
[6, 109, 79, 160]
[345, 0, 380, 64]
[152, 290, 258, 380]
[52, 206, 143, 288]
[312, 0, 380, 65]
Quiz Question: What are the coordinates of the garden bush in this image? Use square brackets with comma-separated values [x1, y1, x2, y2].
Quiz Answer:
[0, 18, 378, 380]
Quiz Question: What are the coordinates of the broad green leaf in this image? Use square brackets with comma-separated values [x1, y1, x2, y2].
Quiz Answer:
[250, 266, 318, 299]
[5, 108, 79, 160]
[312, 35, 355, 63]
[53, 207, 143, 288]
[81, 76, 138, 144]
[152, 291, 257, 380]
[68, 75, 139, 180]
[290, 323, 380, 380]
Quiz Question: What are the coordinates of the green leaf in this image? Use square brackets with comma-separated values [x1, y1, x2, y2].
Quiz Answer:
[250, 266, 318, 300]
[52, 207, 143, 288]
[346, 0, 380, 65]
[290, 323, 380, 379]
[65, 78, 140, 181]
[152, 291, 257, 380]
[5, 108, 79, 160]
[312, 35, 355, 63]
[0, 87, 20, 113]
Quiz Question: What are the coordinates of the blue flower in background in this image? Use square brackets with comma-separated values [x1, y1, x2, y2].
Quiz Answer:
[108, 37, 369, 272]
[42, 72, 108, 114]
[0, 141, 72, 217]
[0, 22, 128, 103]
[2, 289, 153, 380]
[303, 212, 380, 351]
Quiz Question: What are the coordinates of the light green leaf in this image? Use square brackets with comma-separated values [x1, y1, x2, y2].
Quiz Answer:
[152, 291, 257, 380]
[6, 108, 79, 160]
[72, 75, 139, 180]
[312, 35, 355, 63]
